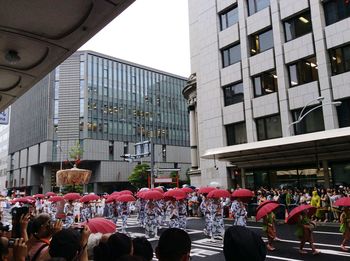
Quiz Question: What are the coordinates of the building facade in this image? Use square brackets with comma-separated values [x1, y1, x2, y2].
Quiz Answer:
[0, 122, 9, 193]
[7, 51, 190, 194]
[186, 0, 350, 189]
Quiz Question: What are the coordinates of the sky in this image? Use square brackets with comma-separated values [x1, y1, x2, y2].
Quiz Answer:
[80, 0, 191, 77]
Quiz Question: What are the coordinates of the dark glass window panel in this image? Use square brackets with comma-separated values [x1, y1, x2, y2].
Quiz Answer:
[253, 70, 278, 97]
[343, 45, 350, 71]
[220, 6, 238, 30]
[256, 115, 282, 141]
[329, 48, 344, 74]
[224, 82, 244, 106]
[248, 0, 270, 16]
[250, 29, 273, 55]
[284, 11, 312, 41]
[248, 0, 256, 16]
[292, 107, 325, 135]
[337, 98, 350, 127]
[222, 44, 241, 67]
[226, 122, 247, 145]
[324, 0, 350, 25]
[254, 77, 262, 96]
[288, 57, 318, 87]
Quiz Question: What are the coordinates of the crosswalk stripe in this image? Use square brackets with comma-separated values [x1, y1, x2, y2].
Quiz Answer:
[266, 255, 303, 261]
[294, 247, 350, 257]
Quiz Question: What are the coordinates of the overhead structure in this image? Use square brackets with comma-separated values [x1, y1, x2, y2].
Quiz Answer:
[0, 0, 135, 111]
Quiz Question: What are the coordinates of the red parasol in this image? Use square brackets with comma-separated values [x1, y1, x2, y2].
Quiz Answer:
[197, 187, 216, 194]
[117, 194, 136, 202]
[164, 189, 187, 200]
[119, 190, 133, 195]
[24, 196, 36, 202]
[152, 187, 164, 193]
[48, 196, 64, 203]
[207, 189, 231, 199]
[45, 192, 57, 197]
[182, 187, 194, 193]
[232, 189, 253, 198]
[110, 192, 121, 197]
[105, 195, 117, 204]
[80, 194, 100, 203]
[256, 200, 279, 212]
[256, 202, 280, 221]
[334, 197, 350, 207]
[143, 190, 164, 200]
[287, 205, 316, 224]
[12, 198, 29, 204]
[83, 218, 116, 234]
[63, 193, 81, 201]
[33, 194, 45, 199]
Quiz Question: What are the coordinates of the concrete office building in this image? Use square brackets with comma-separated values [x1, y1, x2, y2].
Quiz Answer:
[7, 51, 190, 194]
[184, 0, 350, 189]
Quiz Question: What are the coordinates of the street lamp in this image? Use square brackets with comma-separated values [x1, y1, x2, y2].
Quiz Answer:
[288, 98, 342, 131]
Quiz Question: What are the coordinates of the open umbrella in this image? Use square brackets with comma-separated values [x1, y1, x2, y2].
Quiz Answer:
[256, 200, 279, 212]
[197, 187, 216, 194]
[33, 194, 45, 199]
[119, 190, 133, 195]
[143, 190, 163, 200]
[207, 189, 231, 199]
[232, 189, 253, 198]
[182, 187, 194, 193]
[164, 189, 186, 200]
[256, 202, 280, 221]
[84, 217, 116, 234]
[152, 187, 164, 193]
[287, 205, 316, 224]
[80, 194, 99, 203]
[334, 197, 350, 207]
[48, 196, 64, 203]
[117, 194, 136, 202]
[105, 195, 118, 204]
[24, 196, 36, 202]
[63, 193, 81, 201]
[45, 192, 56, 197]
[110, 192, 121, 197]
[12, 197, 29, 204]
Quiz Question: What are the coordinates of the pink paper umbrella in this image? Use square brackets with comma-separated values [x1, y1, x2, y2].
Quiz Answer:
[84, 218, 116, 234]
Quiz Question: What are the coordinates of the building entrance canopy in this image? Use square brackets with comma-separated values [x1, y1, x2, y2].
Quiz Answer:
[202, 127, 350, 168]
[0, 0, 134, 111]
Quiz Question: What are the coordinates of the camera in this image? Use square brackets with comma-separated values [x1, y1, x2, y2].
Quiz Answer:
[8, 238, 16, 248]
[11, 206, 29, 238]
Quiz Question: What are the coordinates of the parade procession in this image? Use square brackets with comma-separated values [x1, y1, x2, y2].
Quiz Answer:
[1, 185, 350, 261]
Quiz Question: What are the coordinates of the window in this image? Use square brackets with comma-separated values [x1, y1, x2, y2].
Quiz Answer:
[324, 0, 350, 26]
[288, 56, 318, 87]
[248, 0, 270, 16]
[336, 98, 350, 127]
[329, 44, 350, 75]
[226, 122, 247, 145]
[222, 43, 241, 67]
[109, 141, 114, 160]
[284, 11, 312, 41]
[253, 70, 278, 97]
[220, 5, 239, 30]
[292, 107, 324, 135]
[223, 82, 244, 106]
[162, 144, 166, 162]
[256, 115, 282, 141]
[250, 29, 274, 55]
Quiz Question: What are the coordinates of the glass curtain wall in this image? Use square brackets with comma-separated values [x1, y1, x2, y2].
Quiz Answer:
[85, 54, 189, 146]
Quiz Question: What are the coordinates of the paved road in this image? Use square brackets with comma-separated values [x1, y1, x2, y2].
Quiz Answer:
[117, 216, 350, 261]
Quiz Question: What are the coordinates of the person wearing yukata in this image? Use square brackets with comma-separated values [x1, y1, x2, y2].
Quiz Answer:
[340, 207, 350, 251]
[200, 195, 212, 238]
[136, 198, 146, 228]
[295, 210, 320, 255]
[263, 212, 277, 251]
[49, 202, 57, 221]
[210, 198, 224, 241]
[120, 202, 130, 233]
[96, 200, 104, 217]
[155, 199, 165, 228]
[35, 198, 43, 214]
[80, 202, 91, 222]
[167, 198, 179, 228]
[230, 198, 247, 226]
[178, 199, 187, 230]
[63, 200, 74, 226]
[145, 199, 158, 238]
[73, 200, 81, 222]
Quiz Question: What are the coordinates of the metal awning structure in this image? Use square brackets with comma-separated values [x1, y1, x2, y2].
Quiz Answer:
[0, 0, 135, 111]
[202, 127, 350, 168]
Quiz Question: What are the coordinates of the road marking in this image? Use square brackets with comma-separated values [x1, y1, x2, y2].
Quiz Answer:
[262, 237, 342, 249]
[313, 230, 342, 235]
[295, 247, 350, 257]
[266, 255, 303, 261]
[192, 243, 222, 251]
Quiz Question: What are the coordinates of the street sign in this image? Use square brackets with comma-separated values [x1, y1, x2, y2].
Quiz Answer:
[0, 109, 9, 124]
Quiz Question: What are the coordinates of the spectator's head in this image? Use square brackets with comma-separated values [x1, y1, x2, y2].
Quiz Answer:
[156, 228, 191, 261]
[223, 226, 266, 261]
[93, 241, 110, 261]
[107, 232, 133, 260]
[87, 232, 102, 260]
[30, 213, 53, 239]
[49, 229, 81, 261]
[132, 237, 153, 261]
[0, 237, 9, 261]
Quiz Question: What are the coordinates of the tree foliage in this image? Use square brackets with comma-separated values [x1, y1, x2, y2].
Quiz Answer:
[128, 163, 150, 189]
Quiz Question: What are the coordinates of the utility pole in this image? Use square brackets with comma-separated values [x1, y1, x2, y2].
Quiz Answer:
[150, 139, 155, 189]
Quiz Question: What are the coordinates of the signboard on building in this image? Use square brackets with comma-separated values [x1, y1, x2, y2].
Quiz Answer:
[0, 109, 9, 124]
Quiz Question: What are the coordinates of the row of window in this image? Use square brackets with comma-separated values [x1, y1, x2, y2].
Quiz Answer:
[226, 96, 350, 145]
[220, 0, 350, 33]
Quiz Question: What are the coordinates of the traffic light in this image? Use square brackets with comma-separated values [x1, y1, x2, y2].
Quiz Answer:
[120, 154, 133, 162]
